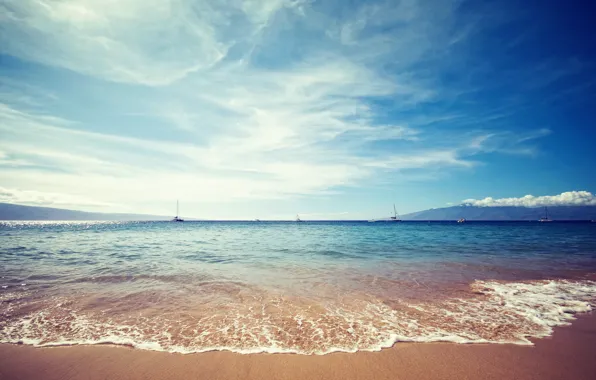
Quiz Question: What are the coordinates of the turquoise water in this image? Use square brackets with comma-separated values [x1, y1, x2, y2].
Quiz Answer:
[1, 221, 596, 354]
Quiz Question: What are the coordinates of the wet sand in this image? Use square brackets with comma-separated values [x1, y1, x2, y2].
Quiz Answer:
[2, 313, 595, 380]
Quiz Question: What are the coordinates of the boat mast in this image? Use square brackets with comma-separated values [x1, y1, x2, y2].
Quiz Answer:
[545, 206, 548, 220]
[393, 204, 397, 219]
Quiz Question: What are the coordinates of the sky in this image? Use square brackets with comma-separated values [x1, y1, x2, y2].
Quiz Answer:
[1, 0, 595, 220]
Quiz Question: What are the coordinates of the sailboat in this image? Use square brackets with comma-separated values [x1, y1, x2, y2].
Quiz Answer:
[368, 204, 402, 222]
[295, 214, 303, 222]
[390, 204, 402, 222]
[539, 206, 552, 222]
[172, 200, 184, 222]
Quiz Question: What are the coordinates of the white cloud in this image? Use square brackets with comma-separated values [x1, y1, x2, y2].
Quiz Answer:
[0, 0, 296, 85]
[462, 191, 596, 207]
[0, 1, 553, 216]
[366, 150, 475, 169]
[0, 102, 478, 212]
[464, 129, 552, 156]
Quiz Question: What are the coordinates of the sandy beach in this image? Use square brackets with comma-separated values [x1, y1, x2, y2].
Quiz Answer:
[1, 313, 594, 380]
[3, 0, 595, 377]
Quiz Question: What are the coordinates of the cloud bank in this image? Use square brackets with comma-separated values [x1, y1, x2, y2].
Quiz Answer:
[462, 191, 596, 207]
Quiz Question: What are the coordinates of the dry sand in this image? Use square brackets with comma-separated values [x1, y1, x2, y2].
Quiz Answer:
[1, 313, 595, 380]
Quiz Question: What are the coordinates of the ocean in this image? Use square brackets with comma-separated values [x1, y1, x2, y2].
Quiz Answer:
[1, 221, 595, 354]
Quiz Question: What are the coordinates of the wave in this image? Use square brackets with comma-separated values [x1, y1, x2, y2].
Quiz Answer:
[1, 279, 594, 355]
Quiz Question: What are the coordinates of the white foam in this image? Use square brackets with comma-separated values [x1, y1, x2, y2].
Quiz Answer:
[469, 280, 594, 343]
[0, 279, 595, 355]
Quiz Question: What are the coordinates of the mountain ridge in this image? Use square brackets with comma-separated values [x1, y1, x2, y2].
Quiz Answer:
[401, 205, 596, 221]
[0, 203, 170, 221]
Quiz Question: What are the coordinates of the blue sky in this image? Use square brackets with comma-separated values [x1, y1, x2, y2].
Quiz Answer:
[1, 0, 595, 219]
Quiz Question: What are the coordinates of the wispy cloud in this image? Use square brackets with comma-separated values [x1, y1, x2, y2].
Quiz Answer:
[0, 1, 557, 215]
[464, 128, 551, 156]
[0, 77, 58, 108]
[1, 0, 290, 85]
[0, 102, 447, 208]
[463, 191, 596, 207]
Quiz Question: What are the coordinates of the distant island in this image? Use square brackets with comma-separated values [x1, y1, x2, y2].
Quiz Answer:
[0, 203, 169, 221]
[401, 205, 596, 221]
[2, 202, 596, 221]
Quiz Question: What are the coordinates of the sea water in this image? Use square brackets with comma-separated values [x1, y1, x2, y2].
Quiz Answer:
[1, 221, 595, 354]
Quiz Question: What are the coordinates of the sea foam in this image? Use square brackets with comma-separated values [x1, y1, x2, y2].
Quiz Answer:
[1, 279, 594, 355]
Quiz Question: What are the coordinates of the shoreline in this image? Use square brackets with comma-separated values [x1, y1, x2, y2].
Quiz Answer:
[1, 313, 595, 380]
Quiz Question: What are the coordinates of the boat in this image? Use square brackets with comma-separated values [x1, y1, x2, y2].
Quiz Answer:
[368, 204, 402, 222]
[539, 206, 552, 222]
[295, 214, 303, 222]
[172, 200, 184, 222]
[390, 204, 402, 222]
[457, 218, 466, 223]
[254, 219, 261, 222]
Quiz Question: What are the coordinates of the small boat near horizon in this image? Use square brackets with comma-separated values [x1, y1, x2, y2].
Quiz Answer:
[539, 206, 552, 222]
[368, 204, 402, 222]
[172, 200, 184, 222]
[296, 214, 303, 222]
[390, 204, 402, 222]
[457, 218, 466, 223]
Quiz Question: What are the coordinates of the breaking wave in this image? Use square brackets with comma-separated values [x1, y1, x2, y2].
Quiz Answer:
[1, 279, 594, 355]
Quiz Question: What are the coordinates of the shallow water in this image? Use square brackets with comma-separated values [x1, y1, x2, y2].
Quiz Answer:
[1, 221, 595, 354]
